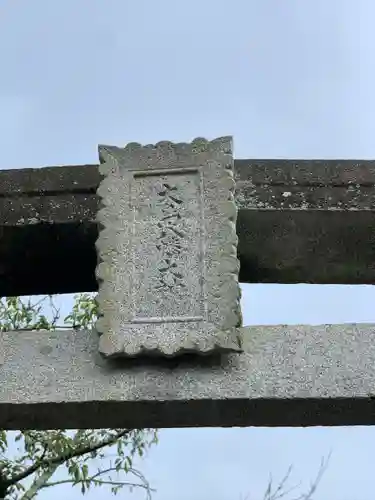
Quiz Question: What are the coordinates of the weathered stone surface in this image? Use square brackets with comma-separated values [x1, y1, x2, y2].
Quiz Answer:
[1, 160, 375, 296]
[95, 137, 242, 357]
[1, 324, 375, 429]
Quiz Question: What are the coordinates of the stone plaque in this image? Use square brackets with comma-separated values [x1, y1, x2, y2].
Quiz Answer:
[95, 137, 243, 358]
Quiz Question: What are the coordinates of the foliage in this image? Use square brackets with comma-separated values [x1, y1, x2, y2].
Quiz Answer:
[0, 294, 158, 499]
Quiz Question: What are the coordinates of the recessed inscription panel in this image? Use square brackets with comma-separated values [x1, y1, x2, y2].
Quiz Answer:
[131, 170, 204, 321]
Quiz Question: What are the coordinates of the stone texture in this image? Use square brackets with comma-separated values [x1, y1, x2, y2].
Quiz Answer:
[1, 160, 375, 297]
[1, 324, 375, 429]
[95, 137, 242, 357]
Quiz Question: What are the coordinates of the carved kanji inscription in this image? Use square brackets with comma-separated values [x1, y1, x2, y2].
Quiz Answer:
[131, 171, 204, 321]
[155, 182, 186, 291]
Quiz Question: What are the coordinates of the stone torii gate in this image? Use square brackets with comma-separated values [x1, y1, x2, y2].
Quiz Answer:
[1, 136, 375, 430]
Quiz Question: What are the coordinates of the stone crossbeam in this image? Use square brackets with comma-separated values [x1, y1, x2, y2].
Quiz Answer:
[1, 159, 375, 297]
[0, 324, 374, 430]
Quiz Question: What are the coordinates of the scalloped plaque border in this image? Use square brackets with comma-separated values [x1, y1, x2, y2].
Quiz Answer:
[95, 136, 243, 358]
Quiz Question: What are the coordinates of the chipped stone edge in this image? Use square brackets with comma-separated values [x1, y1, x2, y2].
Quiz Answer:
[95, 136, 243, 358]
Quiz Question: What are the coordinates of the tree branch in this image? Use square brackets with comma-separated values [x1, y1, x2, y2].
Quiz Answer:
[41, 477, 153, 491]
[19, 466, 58, 500]
[87, 465, 151, 489]
[39, 466, 155, 500]
[5, 430, 131, 488]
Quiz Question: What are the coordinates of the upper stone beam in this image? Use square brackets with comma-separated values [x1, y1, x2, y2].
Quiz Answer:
[1, 159, 375, 296]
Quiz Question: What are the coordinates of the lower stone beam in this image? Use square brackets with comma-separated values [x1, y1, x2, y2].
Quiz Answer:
[1, 323, 375, 429]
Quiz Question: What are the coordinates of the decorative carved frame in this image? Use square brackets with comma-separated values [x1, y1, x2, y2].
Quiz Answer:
[95, 137, 242, 357]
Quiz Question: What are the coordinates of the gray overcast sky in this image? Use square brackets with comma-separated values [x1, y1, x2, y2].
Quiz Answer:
[1, 0, 375, 499]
